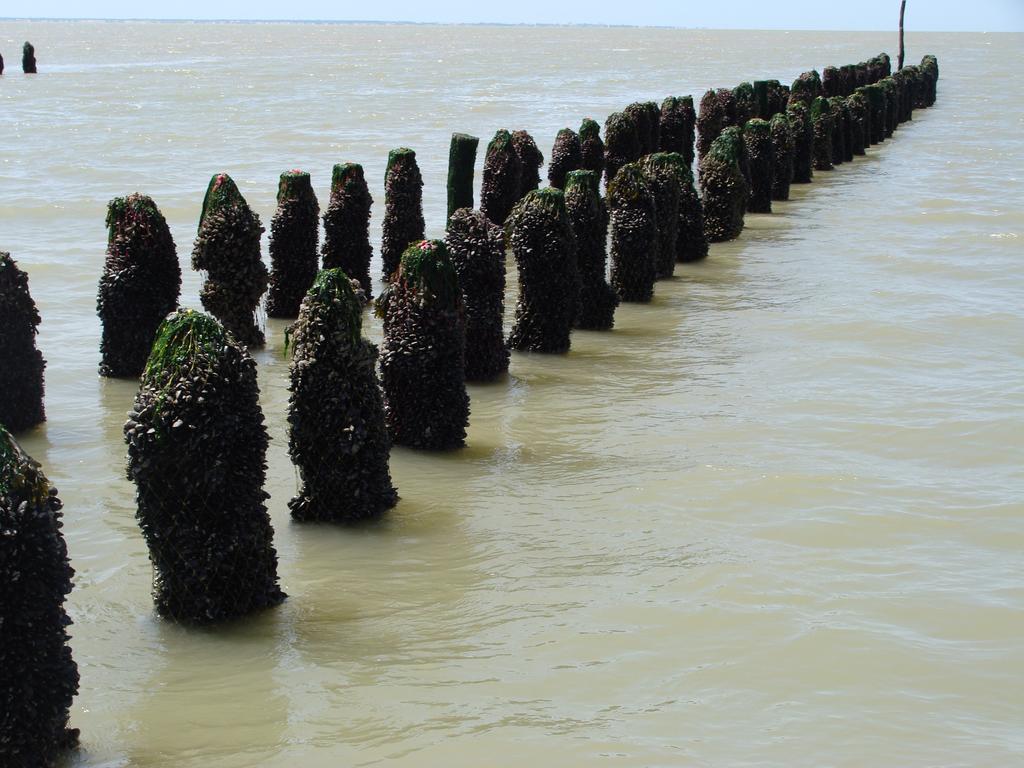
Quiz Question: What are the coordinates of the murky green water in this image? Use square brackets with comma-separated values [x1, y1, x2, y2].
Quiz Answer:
[1, 20, 1023, 767]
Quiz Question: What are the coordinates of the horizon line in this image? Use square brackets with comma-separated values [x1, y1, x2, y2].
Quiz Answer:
[0, 17, 1012, 33]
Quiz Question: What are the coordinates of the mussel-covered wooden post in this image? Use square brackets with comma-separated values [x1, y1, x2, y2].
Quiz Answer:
[266, 170, 320, 319]
[378, 240, 469, 449]
[322, 162, 374, 300]
[124, 309, 285, 622]
[640, 153, 681, 280]
[789, 70, 822, 106]
[506, 189, 578, 352]
[579, 117, 605, 179]
[191, 173, 268, 348]
[674, 162, 708, 264]
[861, 84, 886, 145]
[381, 148, 425, 280]
[920, 55, 939, 107]
[659, 95, 696, 168]
[480, 130, 521, 227]
[287, 269, 397, 522]
[22, 41, 36, 73]
[744, 118, 774, 213]
[700, 127, 749, 243]
[0, 53, 5, 75]
[696, 89, 725, 162]
[445, 208, 510, 381]
[548, 128, 582, 190]
[787, 102, 814, 184]
[0, 252, 46, 432]
[847, 92, 868, 156]
[880, 77, 899, 138]
[127, 309, 286, 622]
[603, 111, 640, 188]
[447, 133, 479, 221]
[512, 130, 544, 199]
[98, 194, 181, 378]
[0, 427, 79, 768]
[752, 80, 771, 119]
[811, 96, 835, 172]
[770, 112, 794, 201]
[608, 163, 658, 303]
[565, 170, 617, 330]
[831, 96, 853, 163]
[732, 82, 755, 128]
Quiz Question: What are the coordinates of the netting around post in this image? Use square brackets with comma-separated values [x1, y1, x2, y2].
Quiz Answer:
[124, 309, 286, 623]
[287, 269, 397, 522]
[377, 240, 469, 450]
[98, 194, 181, 378]
[0, 252, 46, 432]
[0, 426, 79, 768]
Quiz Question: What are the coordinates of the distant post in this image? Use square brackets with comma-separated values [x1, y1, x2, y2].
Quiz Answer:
[898, 1, 907, 71]
[22, 41, 36, 73]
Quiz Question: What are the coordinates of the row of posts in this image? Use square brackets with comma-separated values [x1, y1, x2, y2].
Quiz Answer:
[0, 49, 939, 767]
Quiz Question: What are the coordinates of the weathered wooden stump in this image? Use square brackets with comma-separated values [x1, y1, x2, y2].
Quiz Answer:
[447, 133, 479, 221]
[0, 252, 46, 432]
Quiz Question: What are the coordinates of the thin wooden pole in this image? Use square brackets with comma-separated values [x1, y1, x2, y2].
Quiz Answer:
[898, 0, 907, 71]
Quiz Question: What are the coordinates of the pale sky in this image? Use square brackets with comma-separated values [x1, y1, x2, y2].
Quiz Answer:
[2, 0, 1023, 31]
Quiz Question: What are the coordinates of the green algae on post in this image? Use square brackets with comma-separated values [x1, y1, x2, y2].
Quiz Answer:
[377, 240, 469, 449]
[98, 194, 181, 378]
[640, 153, 682, 279]
[192, 172, 268, 348]
[578, 117, 606, 179]
[480, 129, 521, 227]
[322, 163, 374, 300]
[0, 252, 46, 432]
[266, 170, 320, 319]
[381, 147, 425, 280]
[447, 133, 479, 221]
[548, 128, 583, 190]
[604, 111, 641, 188]
[769, 112, 794, 201]
[512, 130, 544, 199]
[22, 41, 36, 73]
[445, 208, 510, 381]
[608, 162, 658, 302]
[743, 118, 774, 213]
[125, 309, 286, 623]
[0, 426, 80, 768]
[287, 269, 397, 522]
[506, 188, 579, 353]
[565, 170, 618, 330]
[699, 126, 749, 243]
